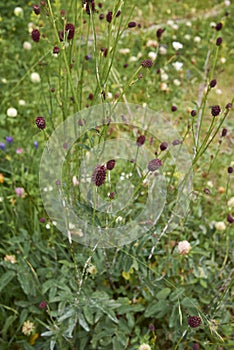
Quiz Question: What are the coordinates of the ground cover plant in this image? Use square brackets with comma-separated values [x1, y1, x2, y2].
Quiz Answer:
[0, 0, 233, 349]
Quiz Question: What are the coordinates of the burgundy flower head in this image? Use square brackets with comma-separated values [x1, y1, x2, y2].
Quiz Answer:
[136, 135, 146, 147]
[106, 159, 116, 170]
[65, 23, 75, 40]
[36, 116, 46, 130]
[211, 105, 221, 117]
[33, 4, 40, 15]
[188, 316, 202, 328]
[92, 165, 106, 187]
[156, 28, 165, 40]
[148, 158, 162, 171]
[141, 59, 153, 68]
[32, 29, 40, 42]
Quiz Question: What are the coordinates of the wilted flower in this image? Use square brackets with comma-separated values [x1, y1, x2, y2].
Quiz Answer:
[22, 320, 35, 336]
[178, 240, 191, 255]
[30, 72, 41, 83]
[15, 187, 25, 198]
[4, 255, 16, 264]
[172, 41, 183, 50]
[7, 107, 17, 117]
[215, 221, 226, 231]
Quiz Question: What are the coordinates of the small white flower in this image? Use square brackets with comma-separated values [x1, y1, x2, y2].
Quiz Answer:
[87, 264, 97, 275]
[160, 82, 168, 91]
[129, 56, 137, 62]
[19, 99, 26, 106]
[178, 240, 191, 255]
[224, 0, 231, 6]
[210, 22, 216, 28]
[14, 7, 23, 17]
[148, 51, 157, 61]
[215, 221, 226, 231]
[28, 22, 34, 34]
[7, 107, 17, 118]
[146, 39, 158, 48]
[23, 41, 32, 50]
[167, 19, 174, 27]
[30, 72, 41, 83]
[161, 73, 168, 81]
[118, 48, 130, 54]
[116, 216, 123, 223]
[186, 21, 192, 27]
[194, 36, 201, 43]
[46, 224, 50, 229]
[172, 41, 183, 50]
[52, 221, 57, 226]
[107, 92, 113, 99]
[4, 255, 17, 264]
[173, 79, 181, 86]
[184, 34, 191, 40]
[227, 197, 234, 208]
[216, 89, 222, 95]
[220, 57, 226, 64]
[172, 24, 179, 30]
[207, 181, 213, 188]
[172, 61, 183, 71]
[1, 78, 7, 84]
[138, 344, 151, 350]
[159, 46, 167, 55]
[69, 223, 75, 230]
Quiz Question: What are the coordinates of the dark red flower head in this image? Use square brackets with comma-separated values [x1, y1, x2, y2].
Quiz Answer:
[36, 116, 46, 130]
[106, 159, 116, 170]
[209, 79, 217, 88]
[160, 142, 168, 151]
[216, 37, 222, 46]
[65, 23, 75, 40]
[106, 11, 112, 23]
[136, 135, 146, 147]
[32, 29, 40, 42]
[156, 28, 165, 40]
[33, 4, 40, 15]
[128, 22, 136, 28]
[188, 315, 202, 328]
[92, 165, 106, 187]
[211, 105, 221, 117]
[148, 158, 162, 171]
[141, 59, 153, 68]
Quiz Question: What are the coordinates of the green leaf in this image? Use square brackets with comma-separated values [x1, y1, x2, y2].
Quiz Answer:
[0, 271, 15, 293]
[145, 300, 169, 318]
[169, 287, 185, 301]
[79, 313, 90, 332]
[17, 271, 36, 296]
[2, 315, 17, 339]
[156, 287, 171, 300]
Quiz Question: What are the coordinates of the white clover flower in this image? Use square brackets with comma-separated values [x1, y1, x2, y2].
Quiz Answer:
[173, 79, 181, 86]
[138, 344, 151, 350]
[186, 21, 192, 27]
[228, 197, 234, 208]
[172, 41, 183, 50]
[194, 36, 201, 43]
[148, 51, 157, 61]
[210, 22, 216, 28]
[22, 320, 35, 336]
[215, 221, 226, 231]
[1, 78, 7, 84]
[159, 46, 167, 55]
[184, 34, 191, 40]
[28, 22, 34, 34]
[161, 73, 168, 81]
[30, 72, 41, 83]
[18, 99, 26, 106]
[118, 48, 130, 54]
[46, 224, 50, 229]
[167, 19, 174, 27]
[23, 41, 32, 50]
[172, 61, 183, 71]
[172, 24, 179, 30]
[178, 240, 191, 255]
[216, 89, 222, 95]
[14, 7, 23, 17]
[7, 107, 17, 117]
